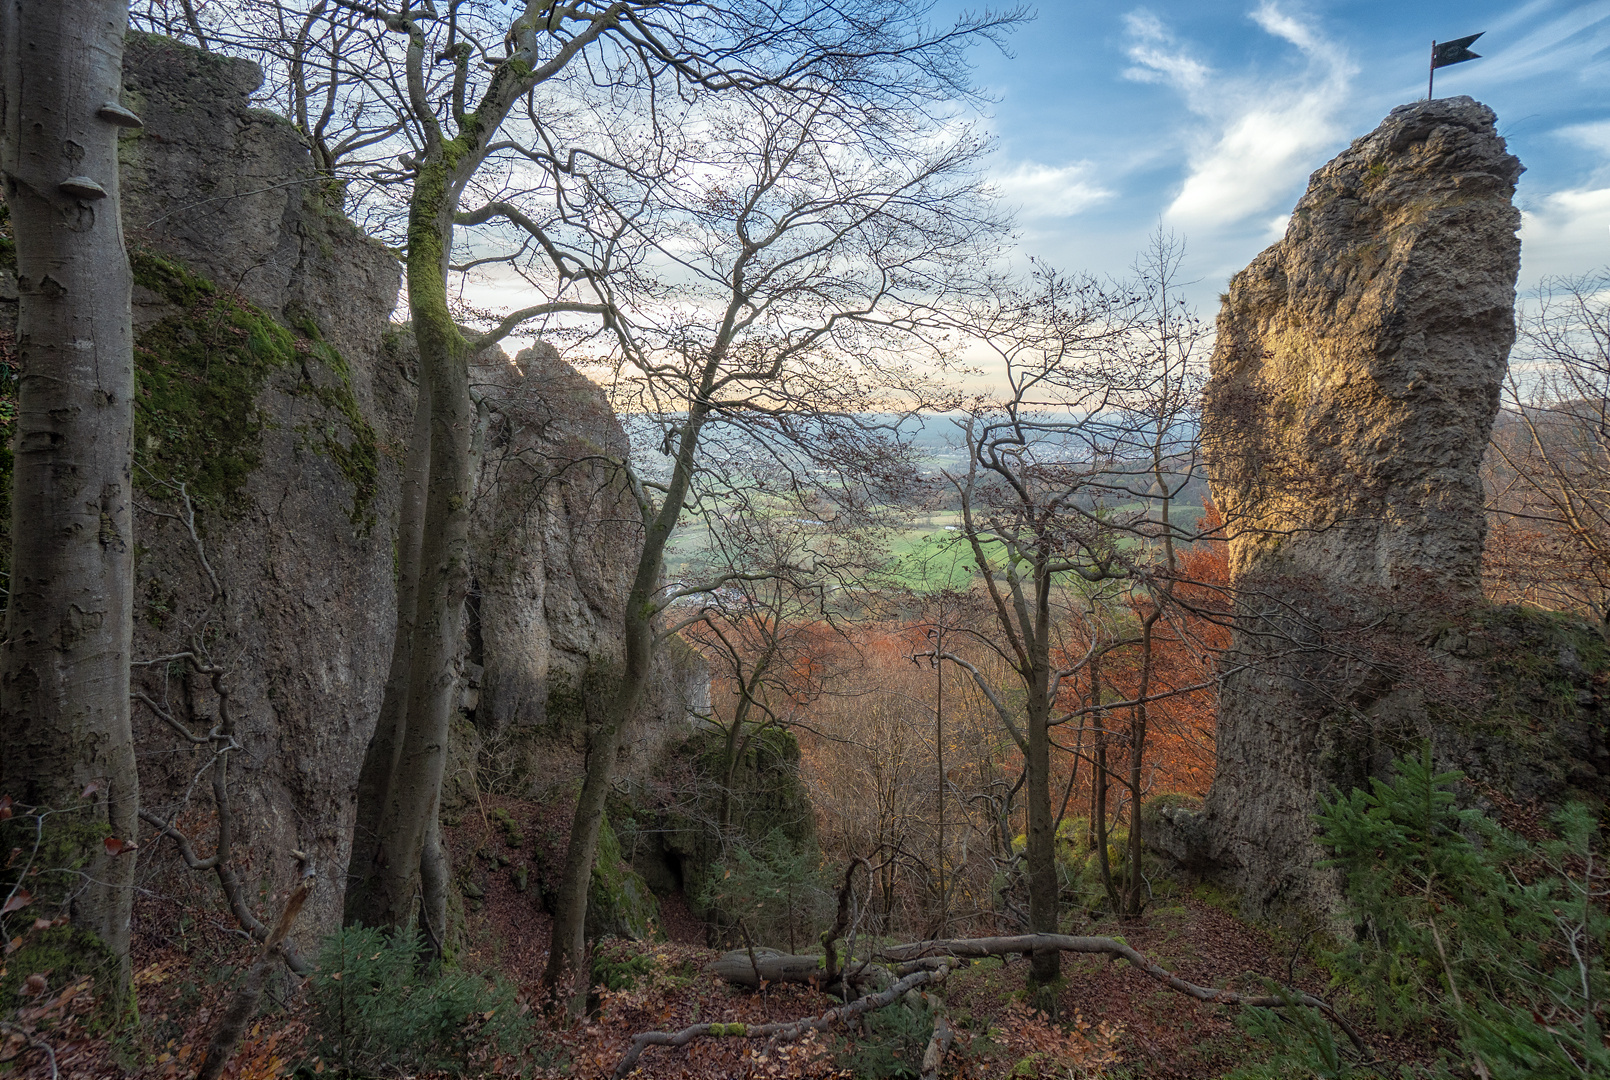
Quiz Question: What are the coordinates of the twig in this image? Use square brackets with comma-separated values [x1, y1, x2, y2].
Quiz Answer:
[738, 919, 763, 988]
[611, 961, 951, 1079]
[138, 810, 312, 976]
[0, 1021, 58, 1080]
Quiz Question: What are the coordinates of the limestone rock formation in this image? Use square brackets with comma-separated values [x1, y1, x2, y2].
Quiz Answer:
[0, 32, 705, 941]
[119, 33, 410, 935]
[468, 342, 638, 736]
[1191, 97, 1525, 914]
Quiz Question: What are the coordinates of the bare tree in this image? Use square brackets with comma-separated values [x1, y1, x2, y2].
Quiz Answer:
[133, 0, 1020, 955]
[1485, 271, 1610, 632]
[677, 517, 859, 831]
[0, 0, 142, 1005]
[511, 80, 1007, 1008]
[934, 237, 1213, 995]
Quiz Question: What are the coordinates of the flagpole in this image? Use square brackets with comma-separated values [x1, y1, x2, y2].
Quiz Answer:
[1429, 40, 1436, 100]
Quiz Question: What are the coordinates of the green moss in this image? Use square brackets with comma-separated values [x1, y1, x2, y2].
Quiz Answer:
[130, 251, 379, 527]
[490, 807, 525, 848]
[1427, 604, 1610, 804]
[0, 812, 125, 1011]
[586, 815, 661, 942]
[588, 940, 656, 992]
[132, 252, 294, 513]
[0, 924, 118, 1005]
[543, 661, 618, 737]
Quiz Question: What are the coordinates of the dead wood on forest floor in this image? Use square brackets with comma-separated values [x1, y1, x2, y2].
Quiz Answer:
[611, 961, 952, 1078]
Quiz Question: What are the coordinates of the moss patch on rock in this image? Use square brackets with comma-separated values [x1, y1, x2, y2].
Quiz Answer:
[1430, 603, 1610, 806]
[131, 250, 379, 528]
[624, 724, 820, 925]
[586, 815, 660, 942]
[0, 812, 123, 1009]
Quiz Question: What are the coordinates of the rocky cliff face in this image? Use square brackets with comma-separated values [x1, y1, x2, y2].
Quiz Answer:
[1188, 98, 1527, 914]
[1, 33, 707, 941]
[119, 33, 409, 936]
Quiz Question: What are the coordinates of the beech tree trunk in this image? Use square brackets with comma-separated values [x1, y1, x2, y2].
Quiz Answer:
[1023, 573, 1060, 988]
[345, 171, 474, 930]
[542, 403, 707, 1013]
[0, 0, 139, 1002]
[342, 3, 619, 939]
[345, 360, 429, 923]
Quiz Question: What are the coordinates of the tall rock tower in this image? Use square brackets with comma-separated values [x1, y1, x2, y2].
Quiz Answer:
[1194, 97, 1523, 914]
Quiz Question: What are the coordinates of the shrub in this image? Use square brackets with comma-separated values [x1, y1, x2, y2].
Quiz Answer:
[308, 926, 539, 1076]
[836, 995, 936, 1079]
[699, 828, 832, 953]
[589, 940, 657, 992]
[1261, 746, 1610, 1078]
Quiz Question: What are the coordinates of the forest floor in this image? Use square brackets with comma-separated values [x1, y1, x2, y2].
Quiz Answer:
[5, 801, 1428, 1080]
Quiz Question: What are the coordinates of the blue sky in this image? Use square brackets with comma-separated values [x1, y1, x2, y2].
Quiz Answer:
[940, 0, 1610, 308]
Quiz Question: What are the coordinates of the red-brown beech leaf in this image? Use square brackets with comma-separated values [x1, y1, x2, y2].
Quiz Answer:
[0, 889, 32, 915]
[81, 782, 99, 798]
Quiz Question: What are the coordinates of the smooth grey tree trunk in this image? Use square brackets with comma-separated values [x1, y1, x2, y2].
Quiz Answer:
[346, 367, 430, 923]
[345, 181, 475, 928]
[0, 0, 139, 1003]
[342, 4, 619, 937]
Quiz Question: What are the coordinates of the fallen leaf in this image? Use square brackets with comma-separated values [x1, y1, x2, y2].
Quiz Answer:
[0, 888, 32, 915]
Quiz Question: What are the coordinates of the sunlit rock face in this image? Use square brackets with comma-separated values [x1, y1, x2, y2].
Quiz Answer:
[1188, 97, 1524, 916]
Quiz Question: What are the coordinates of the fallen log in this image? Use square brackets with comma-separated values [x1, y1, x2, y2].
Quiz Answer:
[880, 934, 1366, 1055]
[919, 1010, 953, 1080]
[612, 961, 951, 1078]
[706, 949, 892, 994]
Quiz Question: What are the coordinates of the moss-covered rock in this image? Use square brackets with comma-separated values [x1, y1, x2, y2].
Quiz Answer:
[586, 816, 660, 942]
[624, 724, 819, 926]
[131, 251, 379, 528]
[0, 812, 124, 1012]
[1431, 604, 1610, 806]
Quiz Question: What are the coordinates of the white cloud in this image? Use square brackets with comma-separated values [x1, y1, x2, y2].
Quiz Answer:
[1123, 3, 1356, 231]
[1477, 0, 1610, 86]
[989, 161, 1112, 219]
[1122, 11, 1210, 90]
[1558, 119, 1610, 157]
[1520, 186, 1610, 278]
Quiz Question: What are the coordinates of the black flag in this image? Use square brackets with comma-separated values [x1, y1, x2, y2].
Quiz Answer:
[1432, 32, 1483, 69]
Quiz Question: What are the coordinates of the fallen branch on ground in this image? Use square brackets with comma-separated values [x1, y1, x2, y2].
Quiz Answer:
[920, 1008, 953, 1080]
[880, 934, 1367, 1055]
[611, 961, 951, 1079]
[139, 809, 313, 976]
[196, 866, 314, 1080]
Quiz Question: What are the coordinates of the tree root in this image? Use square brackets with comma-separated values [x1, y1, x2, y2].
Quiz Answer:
[611, 961, 952, 1078]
